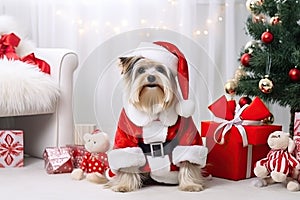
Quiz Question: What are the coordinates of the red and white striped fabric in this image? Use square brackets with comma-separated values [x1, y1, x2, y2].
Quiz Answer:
[256, 149, 299, 176]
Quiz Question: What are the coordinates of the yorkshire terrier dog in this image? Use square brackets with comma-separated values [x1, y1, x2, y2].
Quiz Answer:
[106, 41, 208, 192]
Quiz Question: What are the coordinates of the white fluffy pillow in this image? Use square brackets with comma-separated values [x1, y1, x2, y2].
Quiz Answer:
[0, 58, 60, 116]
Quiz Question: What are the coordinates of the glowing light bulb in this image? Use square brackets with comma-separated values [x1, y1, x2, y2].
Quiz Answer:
[195, 30, 201, 35]
[78, 28, 85, 35]
[140, 19, 147, 25]
[206, 19, 212, 24]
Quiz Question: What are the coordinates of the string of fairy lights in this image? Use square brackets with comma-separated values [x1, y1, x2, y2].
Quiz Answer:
[53, 0, 246, 40]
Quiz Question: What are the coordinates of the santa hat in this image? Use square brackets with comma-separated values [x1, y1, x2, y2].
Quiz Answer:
[128, 41, 195, 117]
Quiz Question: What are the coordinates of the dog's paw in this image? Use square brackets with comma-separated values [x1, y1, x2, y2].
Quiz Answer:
[179, 184, 204, 192]
[111, 185, 135, 193]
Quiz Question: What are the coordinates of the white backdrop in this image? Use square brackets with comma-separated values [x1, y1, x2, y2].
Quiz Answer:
[0, 0, 290, 136]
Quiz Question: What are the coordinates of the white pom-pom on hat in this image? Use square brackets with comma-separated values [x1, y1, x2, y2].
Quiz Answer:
[175, 99, 195, 118]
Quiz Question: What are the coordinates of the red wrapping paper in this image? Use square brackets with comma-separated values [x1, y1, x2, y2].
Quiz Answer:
[202, 122, 282, 180]
[293, 112, 300, 161]
[208, 95, 271, 121]
[201, 96, 282, 180]
[66, 144, 87, 169]
[43, 147, 73, 174]
[0, 130, 24, 168]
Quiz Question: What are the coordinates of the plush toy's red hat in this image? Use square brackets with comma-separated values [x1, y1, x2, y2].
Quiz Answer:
[128, 41, 195, 117]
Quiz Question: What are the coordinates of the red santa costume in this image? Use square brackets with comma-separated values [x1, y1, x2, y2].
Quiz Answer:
[107, 41, 208, 184]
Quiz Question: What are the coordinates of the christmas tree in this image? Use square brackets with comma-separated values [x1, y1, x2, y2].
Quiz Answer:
[226, 0, 300, 136]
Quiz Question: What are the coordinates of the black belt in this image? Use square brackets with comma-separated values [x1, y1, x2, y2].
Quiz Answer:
[139, 139, 178, 158]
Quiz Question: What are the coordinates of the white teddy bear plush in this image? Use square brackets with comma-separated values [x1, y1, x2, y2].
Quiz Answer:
[253, 131, 300, 191]
[71, 130, 111, 184]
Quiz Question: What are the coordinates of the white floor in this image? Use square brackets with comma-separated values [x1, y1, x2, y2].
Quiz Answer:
[0, 157, 299, 200]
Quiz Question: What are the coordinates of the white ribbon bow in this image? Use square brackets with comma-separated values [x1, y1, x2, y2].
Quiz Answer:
[213, 105, 249, 147]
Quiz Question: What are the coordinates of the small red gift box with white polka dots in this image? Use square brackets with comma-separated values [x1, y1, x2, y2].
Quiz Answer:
[43, 147, 73, 174]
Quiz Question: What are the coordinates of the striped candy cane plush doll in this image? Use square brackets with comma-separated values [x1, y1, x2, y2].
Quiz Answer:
[254, 131, 300, 183]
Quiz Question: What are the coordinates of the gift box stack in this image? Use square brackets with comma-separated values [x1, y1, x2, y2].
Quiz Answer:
[43, 145, 90, 174]
[43, 128, 111, 175]
[43, 129, 89, 174]
[201, 95, 282, 181]
[0, 130, 24, 168]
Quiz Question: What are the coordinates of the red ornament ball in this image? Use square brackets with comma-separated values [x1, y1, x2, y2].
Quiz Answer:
[239, 96, 252, 107]
[289, 68, 300, 82]
[261, 31, 274, 44]
[240, 53, 251, 67]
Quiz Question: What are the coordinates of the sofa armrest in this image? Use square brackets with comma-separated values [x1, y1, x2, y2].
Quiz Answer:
[33, 48, 78, 147]
[33, 48, 78, 84]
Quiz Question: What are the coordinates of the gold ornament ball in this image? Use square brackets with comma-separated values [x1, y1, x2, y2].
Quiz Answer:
[246, 0, 262, 12]
[234, 67, 246, 80]
[224, 79, 237, 96]
[258, 77, 273, 94]
[262, 113, 274, 124]
[252, 13, 267, 23]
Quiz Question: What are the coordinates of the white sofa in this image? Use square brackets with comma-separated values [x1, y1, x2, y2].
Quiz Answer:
[0, 48, 78, 158]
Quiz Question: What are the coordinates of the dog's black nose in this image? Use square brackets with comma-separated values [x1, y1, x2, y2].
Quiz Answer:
[147, 75, 156, 83]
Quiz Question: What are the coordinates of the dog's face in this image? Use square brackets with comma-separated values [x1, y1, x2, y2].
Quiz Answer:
[119, 56, 177, 115]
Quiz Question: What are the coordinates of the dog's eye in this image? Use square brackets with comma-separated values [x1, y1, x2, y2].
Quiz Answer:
[156, 66, 166, 74]
[137, 67, 145, 74]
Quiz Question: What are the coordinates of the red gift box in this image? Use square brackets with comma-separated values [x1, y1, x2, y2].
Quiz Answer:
[294, 112, 300, 136]
[66, 144, 87, 169]
[293, 112, 300, 161]
[201, 96, 282, 180]
[0, 130, 24, 168]
[43, 147, 73, 174]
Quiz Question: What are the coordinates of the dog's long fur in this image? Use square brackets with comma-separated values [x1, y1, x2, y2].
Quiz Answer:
[105, 56, 205, 192]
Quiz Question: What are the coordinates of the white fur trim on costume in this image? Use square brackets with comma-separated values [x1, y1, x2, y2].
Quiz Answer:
[175, 99, 195, 118]
[104, 169, 115, 181]
[124, 102, 178, 127]
[143, 121, 168, 144]
[126, 42, 178, 75]
[147, 155, 179, 184]
[107, 147, 146, 171]
[172, 145, 208, 167]
[0, 58, 60, 116]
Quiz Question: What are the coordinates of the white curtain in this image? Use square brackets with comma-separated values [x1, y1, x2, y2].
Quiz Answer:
[0, 0, 290, 134]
